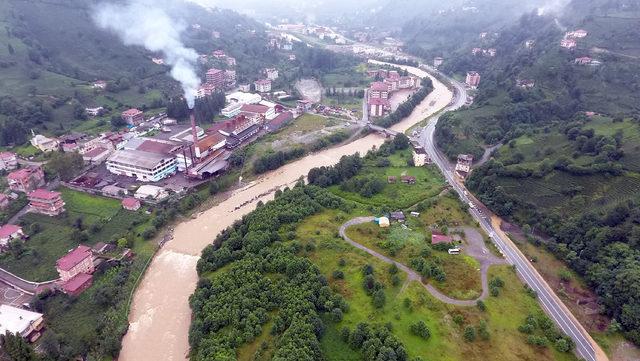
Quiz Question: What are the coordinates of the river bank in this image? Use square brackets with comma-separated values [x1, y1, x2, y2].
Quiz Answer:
[118, 66, 453, 361]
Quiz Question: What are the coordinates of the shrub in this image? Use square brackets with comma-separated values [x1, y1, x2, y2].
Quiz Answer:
[410, 320, 431, 339]
[463, 326, 476, 342]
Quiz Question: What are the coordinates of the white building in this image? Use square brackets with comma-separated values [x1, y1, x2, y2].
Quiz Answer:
[254, 79, 272, 93]
[264, 68, 279, 80]
[135, 185, 169, 200]
[412, 146, 430, 166]
[30, 134, 59, 152]
[106, 149, 177, 182]
[0, 305, 44, 342]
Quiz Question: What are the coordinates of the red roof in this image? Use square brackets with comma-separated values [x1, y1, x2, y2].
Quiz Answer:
[368, 98, 390, 106]
[122, 108, 142, 117]
[121, 197, 140, 209]
[255, 79, 271, 85]
[57, 245, 92, 271]
[197, 132, 226, 150]
[268, 111, 293, 129]
[137, 140, 178, 154]
[28, 189, 61, 200]
[431, 233, 453, 245]
[0, 152, 16, 161]
[370, 82, 389, 91]
[62, 273, 93, 294]
[206, 68, 223, 75]
[83, 147, 109, 158]
[0, 225, 21, 238]
[240, 104, 269, 114]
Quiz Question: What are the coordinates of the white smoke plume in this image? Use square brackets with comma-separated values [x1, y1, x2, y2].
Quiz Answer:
[537, 0, 571, 16]
[93, 0, 201, 108]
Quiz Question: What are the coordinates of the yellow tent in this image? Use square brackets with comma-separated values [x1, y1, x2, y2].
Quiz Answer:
[378, 217, 390, 228]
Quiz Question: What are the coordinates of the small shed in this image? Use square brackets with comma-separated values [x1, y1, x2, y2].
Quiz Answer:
[122, 197, 141, 211]
[387, 176, 397, 184]
[376, 217, 390, 228]
[431, 233, 453, 245]
[401, 176, 416, 184]
[390, 211, 405, 222]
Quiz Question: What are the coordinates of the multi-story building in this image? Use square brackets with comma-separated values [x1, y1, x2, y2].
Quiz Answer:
[412, 146, 430, 166]
[465, 71, 481, 89]
[455, 154, 474, 178]
[56, 245, 95, 282]
[433, 57, 444, 68]
[369, 82, 389, 100]
[0, 305, 44, 343]
[7, 166, 45, 193]
[254, 79, 272, 93]
[0, 152, 18, 171]
[196, 83, 216, 99]
[225, 70, 237, 87]
[28, 189, 65, 216]
[121, 108, 144, 125]
[106, 149, 177, 182]
[264, 68, 279, 80]
[206, 68, 225, 88]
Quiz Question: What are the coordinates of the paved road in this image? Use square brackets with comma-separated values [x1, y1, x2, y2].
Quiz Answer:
[415, 68, 608, 361]
[339, 217, 503, 306]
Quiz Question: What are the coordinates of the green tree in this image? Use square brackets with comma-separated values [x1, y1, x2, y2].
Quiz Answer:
[463, 326, 476, 342]
[45, 151, 83, 181]
[0, 331, 38, 360]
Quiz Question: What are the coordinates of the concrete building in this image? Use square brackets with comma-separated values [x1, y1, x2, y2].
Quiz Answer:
[455, 154, 474, 178]
[196, 83, 216, 99]
[121, 109, 144, 125]
[264, 68, 279, 80]
[222, 91, 262, 117]
[413, 146, 429, 166]
[560, 38, 577, 49]
[465, 71, 481, 89]
[135, 185, 169, 200]
[0, 305, 44, 343]
[0, 152, 18, 171]
[106, 149, 177, 182]
[369, 81, 390, 100]
[206, 68, 226, 89]
[566, 29, 588, 38]
[62, 273, 93, 297]
[7, 166, 45, 193]
[254, 79, 272, 93]
[56, 245, 94, 282]
[574, 56, 593, 65]
[433, 57, 444, 68]
[28, 189, 65, 216]
[225, 70, 237, 87]
[517, 79, 536, 89]
[368, 98, 389, 117]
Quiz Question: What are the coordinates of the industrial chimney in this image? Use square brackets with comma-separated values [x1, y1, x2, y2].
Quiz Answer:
[190, 111, 199, 158]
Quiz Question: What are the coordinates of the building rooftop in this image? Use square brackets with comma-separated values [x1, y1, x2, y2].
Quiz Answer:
[206, 68, 224, 75]
[121, 197, 140, 209]
[108, 149, 173, 169]
[240, 104, 269, 114]
[122, 108, 143, 116]
[370, 82, 389, 91]
[431, 233, 453, 244]
[268, 111, 293, 130]
[28, 189, 61, 200]
[0, 304, 43, 336]
[7, 167, 41, 181]
[56, 245, 92, 271]
[0, 224, 21, 238]
[197, 132, 226, 150]
[62, 273, 93, 294]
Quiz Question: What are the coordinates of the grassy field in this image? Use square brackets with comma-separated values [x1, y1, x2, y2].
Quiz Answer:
[294, 209, 578, 361]
[0, 188, 151, 281]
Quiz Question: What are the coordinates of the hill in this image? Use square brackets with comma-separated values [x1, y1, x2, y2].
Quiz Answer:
[433, 0, 640, 347]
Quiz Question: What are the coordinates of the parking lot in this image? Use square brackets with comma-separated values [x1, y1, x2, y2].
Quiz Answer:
[0, 281, 32, 307]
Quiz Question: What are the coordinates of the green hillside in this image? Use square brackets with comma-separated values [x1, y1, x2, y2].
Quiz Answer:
[432, 0, 640, 347]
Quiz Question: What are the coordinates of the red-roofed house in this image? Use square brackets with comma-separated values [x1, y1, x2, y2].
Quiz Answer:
[7, 166, 45, 193]
[266, 111, 293, 132]
[56, 245, 94, 282]
[28, 189, 65, 216]
[121, 197, 141, 211]
[0, 152, 18, 171]
[62, 273, 93, 297]
[0, 225, 24, 250]
[121, 109, 144, 125]
[431, 233, 453, 245]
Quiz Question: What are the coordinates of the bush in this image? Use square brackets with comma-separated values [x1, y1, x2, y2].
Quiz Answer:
[331, 308, 343, 322]
[410, 320, 431, 339]
[332, 270, 344, 280]
[463, 326, 476, 342]
[476, 300, 486, 311]
[373, 289, 386, 308]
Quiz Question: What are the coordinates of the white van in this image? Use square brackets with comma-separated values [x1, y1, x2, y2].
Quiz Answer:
[448, 248, 461, 255]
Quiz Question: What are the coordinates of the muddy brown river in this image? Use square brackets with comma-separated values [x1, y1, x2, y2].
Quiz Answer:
[119, 65, 453, 360]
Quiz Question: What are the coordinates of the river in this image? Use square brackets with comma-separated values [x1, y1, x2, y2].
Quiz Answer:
[118, 65, 453, 361]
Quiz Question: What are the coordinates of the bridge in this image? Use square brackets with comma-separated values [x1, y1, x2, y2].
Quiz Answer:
[366, 123, 399, 137]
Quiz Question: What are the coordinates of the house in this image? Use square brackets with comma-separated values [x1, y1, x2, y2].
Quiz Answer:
[525, 40, 535, 49]
[134, 185, 168, 200]
[106, 149, 177, 182]
[151, 57, 164, 65]
[387, 176, 397, 184]
[0, 152, 18, 171]
[465, 71, 481, 89]
[560, 38, 577, 49]
[455, 154, 474, 178]
[0, 194, 9, 209]
[0, 305, 44, 343]
[431, 233, 453, 245]
[56, 245, 94, 282]
[266, 111, 293, 132]
[472, 47, 482, 55]
[93, 80, 107, 89]
[433, 57, 444, 68]
[121, 109, 144, 125]
[85, 107, 104, 117]
[122, 197, 141, 211]
[574, 56, 593, 65]
[206, 68, 225, 88]
[62, 273, 94, 296]
[28, 189, 65, 216]
[30, 134, 59, 152]
[264, 68, 279, 80]
[413, 146, 429, 166]
[297, 100, 313, 113]
[212, 50, 226, 58]
[254, 79, 272, 93]
[516, 79, 535, 89]
[0, 225, 24, 250]
[401, 176, 416, 184]
[486, 48, 497, 57]
[566, 29, 588, 38]
[7, 166, 45, 193]
[390, 211, 405, 222]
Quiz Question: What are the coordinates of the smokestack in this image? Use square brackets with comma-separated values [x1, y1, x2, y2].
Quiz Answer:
[190, 111, 199, 161]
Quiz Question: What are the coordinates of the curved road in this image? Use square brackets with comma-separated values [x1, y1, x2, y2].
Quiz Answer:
[339, 217, 505, 306]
